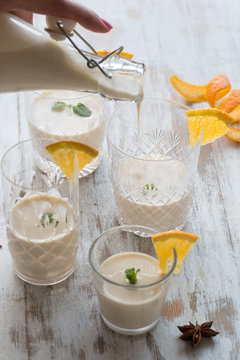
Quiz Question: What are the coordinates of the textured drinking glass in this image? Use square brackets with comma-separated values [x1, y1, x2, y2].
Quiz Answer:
[89, 225, 177, 335]
[107, 98, 202, 232]
[26, 90, 108, 177]
[1, 138, 79, 285]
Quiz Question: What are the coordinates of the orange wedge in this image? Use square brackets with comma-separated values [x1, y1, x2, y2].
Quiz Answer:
[170, 75, 207, 102]
[46, 141, 99, 178]
[187, 108, 233, 146]
[96, 50, 134, 59]
[206, 74, 231, 108]
[152, 230, 198, 275]
[226, 127, 240, 142]
[218, 89, 240, 114]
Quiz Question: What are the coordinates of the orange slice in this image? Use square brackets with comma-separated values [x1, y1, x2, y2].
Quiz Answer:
[96, 50, 134, 59]
[187, 108, 233, 146]
[218, 89, 240, 114]
[170, 75, 207, 102]
[206, 74, 231, 108]
[152, 230, 198, 274]
[226, 127, 240, 142]
[46, 141, 99, 178]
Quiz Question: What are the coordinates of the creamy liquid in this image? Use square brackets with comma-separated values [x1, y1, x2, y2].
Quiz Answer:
[137, 100, 141, 137]
[29, 90, 104, 150]
[0, 12, 143, 101]
[97, 252, 168, 330]
[7, 194, 78, 284]
[114, 154, 192, 231]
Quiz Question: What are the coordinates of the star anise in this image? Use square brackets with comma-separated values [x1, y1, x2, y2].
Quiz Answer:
[178, 321, 219, 347]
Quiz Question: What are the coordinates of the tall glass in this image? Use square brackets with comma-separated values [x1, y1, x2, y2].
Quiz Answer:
[89, 225, 177, 335]
[107, 98, 202, 232]
[1, 139, 79, 285]
[26, 90, 108, 177]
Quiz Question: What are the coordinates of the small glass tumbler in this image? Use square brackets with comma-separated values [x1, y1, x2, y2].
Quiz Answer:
[1, 138, 79, 285]
[107, 98, 202, 232]
[89, 225, 177, 335]
[26, 90, 108, 177]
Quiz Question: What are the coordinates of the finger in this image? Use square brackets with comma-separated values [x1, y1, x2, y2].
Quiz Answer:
[11, 10, 33, 24]
[2, 0, 112, 33]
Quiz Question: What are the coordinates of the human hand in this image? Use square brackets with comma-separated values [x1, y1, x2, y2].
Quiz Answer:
[0, 0, 112, 33]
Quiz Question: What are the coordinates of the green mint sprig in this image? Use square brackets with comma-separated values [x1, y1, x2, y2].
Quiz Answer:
[51, 101, 92, 117]
[124, 268, 140, 284]
[73, 103, 92, 117]
[51, 101, 67, 111]
[40, 213, 59, 228]
[142, 183, 158, 196]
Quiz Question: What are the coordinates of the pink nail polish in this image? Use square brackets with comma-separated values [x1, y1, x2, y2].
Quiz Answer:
[101, 18, 113, 29]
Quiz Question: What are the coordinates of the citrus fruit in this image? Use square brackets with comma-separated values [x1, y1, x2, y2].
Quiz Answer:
[218, 89, 240, 114]
[187, 108, 233, 146]
[226, 127, 240, 142]
[228, 107, 240, 123]
[170, 75, 207, 102]
[206, 74, 231, 108]
[46, 141, 99, 178]
[96, 50, 134, 59]
[152, 230, 198, 274]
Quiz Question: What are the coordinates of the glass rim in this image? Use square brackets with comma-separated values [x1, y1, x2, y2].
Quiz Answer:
[106, 97, 203, 162]
[88, 224, 177, 289]
[32, 89, 96, 101]
[1, 138, 78, 191]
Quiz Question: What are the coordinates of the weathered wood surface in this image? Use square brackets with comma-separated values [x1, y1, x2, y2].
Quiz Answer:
[1, 0, 240, 359]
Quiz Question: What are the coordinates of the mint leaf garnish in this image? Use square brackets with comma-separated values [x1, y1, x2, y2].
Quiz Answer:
[125, 268, 140, 284]
[51, 101, 67, 111]
[142, 183, 158, 196]
[73, 103, 92, 117]
[51, 101, 91, 117]
[40, 213, 59, 228]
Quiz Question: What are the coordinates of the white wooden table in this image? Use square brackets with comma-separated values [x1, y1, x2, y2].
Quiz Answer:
[1, 0, 240, 359]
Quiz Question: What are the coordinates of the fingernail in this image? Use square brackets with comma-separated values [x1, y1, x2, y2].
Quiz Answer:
[101, 18, 113, 29]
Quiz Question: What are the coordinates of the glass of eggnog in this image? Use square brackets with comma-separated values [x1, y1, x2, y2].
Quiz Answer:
[89, 225, 177, 335]
[27, 90, 108, 177]
[107, 98, 202, 232]
[1, 138, 79, 285]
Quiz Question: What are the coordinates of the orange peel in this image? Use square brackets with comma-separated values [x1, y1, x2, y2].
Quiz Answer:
[225, 127, 240, 142]
[46, 141, 99, 178]
[206, 74, 231, 108]
[187, 108, 233, 146]
[170, 75, 207, 102]
[95, 50, 134, 59]
[218, 89, 240, 114]
[228, 107, 240, 123]
[152, 230, 198, 274]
